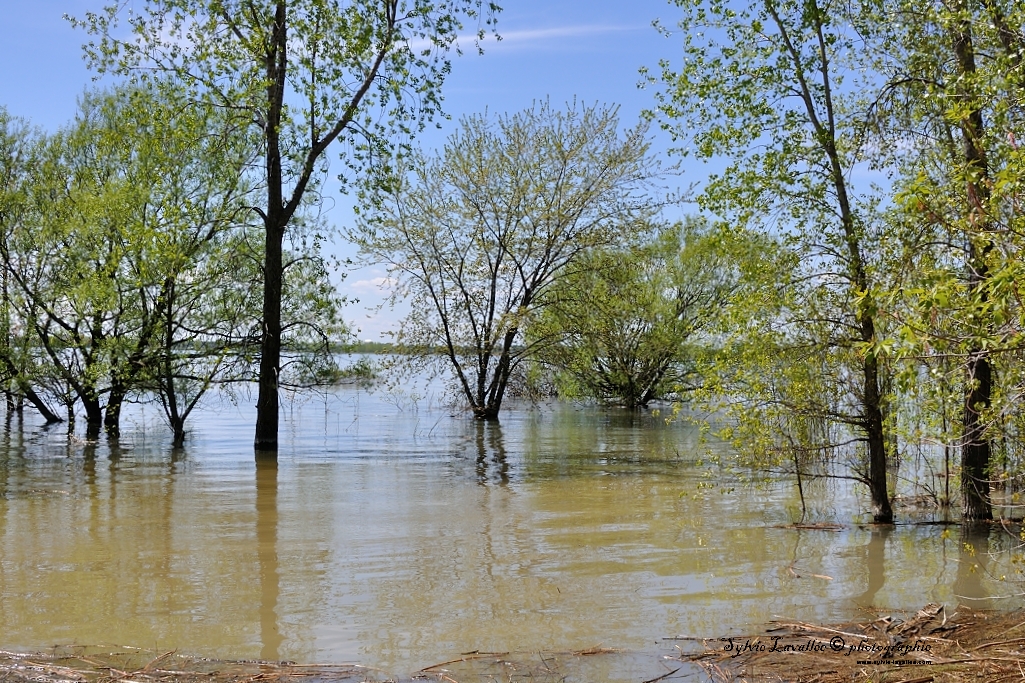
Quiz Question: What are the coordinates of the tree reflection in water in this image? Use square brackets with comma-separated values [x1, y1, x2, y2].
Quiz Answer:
[474, 420, 508, 485]
[954, 524, 993, 611]
[854, 525, 892, 609]
[256, 453, 282, 660]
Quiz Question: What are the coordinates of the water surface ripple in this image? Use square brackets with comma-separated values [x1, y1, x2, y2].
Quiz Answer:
[0, 382, 1017, 678]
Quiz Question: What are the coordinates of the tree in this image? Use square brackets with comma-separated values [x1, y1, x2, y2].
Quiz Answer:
[2, 84, 346, 445]
[71, 0, 500, 452]
[872, 0, 1025, 520]
[352, 102, 670, 419]
[147, 217, 346, 448]
[0, 109, 63, 424]
[535, 218, 738, 408]
[2, 84, 259, 439]
[647, 0, 898, 522]
[4, 95, 144, 437]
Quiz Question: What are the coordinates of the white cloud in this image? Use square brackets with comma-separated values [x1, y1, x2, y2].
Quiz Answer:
[490, 24, 639, 44]
[348, 276, 398, 293]
[408, 23, 640, 54]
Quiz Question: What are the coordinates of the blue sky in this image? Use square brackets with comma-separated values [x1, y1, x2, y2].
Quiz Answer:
[1, 1, 696, 340]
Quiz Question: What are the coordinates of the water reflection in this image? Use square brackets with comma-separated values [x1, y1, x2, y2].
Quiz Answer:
[256, 454, 282, 660]
[954, 524, 993, 610]
[473, 421, 508, 484]
[0, 392, 1021, 677]
[854, 525, 892, 609]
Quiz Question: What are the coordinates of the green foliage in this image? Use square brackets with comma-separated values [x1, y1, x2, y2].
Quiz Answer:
[534, 217, 740, 408]
[352, 101, 671, 419]
[0, 83, 346, 442]
[872, 0, 1025, 517]
[0, 109, 59, 418]
[69, 0, 500, 449]
[642, 0, 1025, 519]
[68, 0, 498, 173]
[648, 0, 899, 521]
[0, 84, 260, 434]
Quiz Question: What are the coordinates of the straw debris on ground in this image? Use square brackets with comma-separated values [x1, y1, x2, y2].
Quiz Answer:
[0, 647, 378, 683]
[7, 606, 1025, 683]
[0, 645, 675, 683]
[673, 603, 1025, 682]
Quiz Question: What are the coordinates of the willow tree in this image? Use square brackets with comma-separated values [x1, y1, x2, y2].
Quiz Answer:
[647, 0, 897, 521]
[534, 218, 741, 408]
[0, 110, 62, 423]
[71, 0, 499, 452]
[352, 102, 669, 419]
[1, 85, 259, 440]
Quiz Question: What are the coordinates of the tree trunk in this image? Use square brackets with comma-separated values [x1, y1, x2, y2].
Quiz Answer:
[254, 2, 287, 455]
[255, 219, 284, 451]
[83, 395, 103, 440]
[170, 416, 187, 449]
[473, 406, 501, 421]
[66, 400, 76, 433]
[105, 383, 125, 438]
[962, 353, 993, 520]
[951, 0, 993, 522]
[22, 386, 61, 424]
[864, 353, 893, 523]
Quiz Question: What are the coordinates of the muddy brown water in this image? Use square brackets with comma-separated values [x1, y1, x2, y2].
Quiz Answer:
[0, 376, 1020, 680]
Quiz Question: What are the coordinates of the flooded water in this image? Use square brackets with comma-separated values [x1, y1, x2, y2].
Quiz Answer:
[0, 375, 1021, 679]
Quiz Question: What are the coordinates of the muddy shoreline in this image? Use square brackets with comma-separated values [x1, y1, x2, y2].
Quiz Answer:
[4, 605, 1023, 683]
[678, 603, 1025, 682]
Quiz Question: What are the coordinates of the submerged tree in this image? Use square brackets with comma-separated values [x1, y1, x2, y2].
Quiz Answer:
[535, 218, 740, 408]
[71, 0, 500, 452]
[1, 84, 259, 439]
[872, 0, 1025, 521]
[1, 83, 345, 445]
[352, 102, 670, 419]
[648, 0, 897, 521]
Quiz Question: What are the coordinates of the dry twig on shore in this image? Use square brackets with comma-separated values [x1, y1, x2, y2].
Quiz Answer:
[675, 603, 1025, 682]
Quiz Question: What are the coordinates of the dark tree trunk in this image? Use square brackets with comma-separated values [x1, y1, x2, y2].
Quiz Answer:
[952, 1, 993, 522]
[477, 327, 520, 420]
[962, 353, 993, 520]
[254, 2, 288, 454]
[170, 417, 187, 449]
[864, 352, 893, 523]
[473, 406, 501, 421]
[255, 220, 284, 451]
[83, 395, 103, 440]
[22, 386, 61, 424]
[105, 382, 125, 438]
